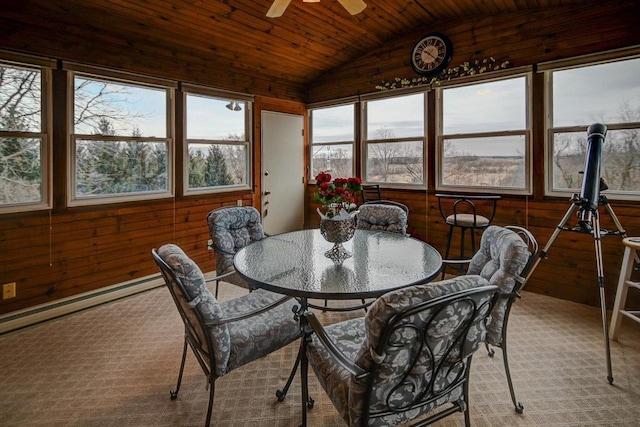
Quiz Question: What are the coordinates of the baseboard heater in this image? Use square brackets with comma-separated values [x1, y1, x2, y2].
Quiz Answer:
[0, 274, 164, 335]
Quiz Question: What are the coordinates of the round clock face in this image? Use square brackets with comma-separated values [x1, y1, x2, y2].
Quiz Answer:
[410, 33, 453, 77]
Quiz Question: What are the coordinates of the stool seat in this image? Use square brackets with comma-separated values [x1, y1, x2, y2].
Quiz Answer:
[446, 214, 491, 227]
[610, 237, 640, 340]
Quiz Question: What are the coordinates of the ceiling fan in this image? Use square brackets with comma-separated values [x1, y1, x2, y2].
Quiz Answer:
[266, 0, 367, 18]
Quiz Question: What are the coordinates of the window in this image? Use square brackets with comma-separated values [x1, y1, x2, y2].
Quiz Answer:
[0, 56, 52, 213]
[69, 68, 174, 205]
[184, 89, 251, 193]
[546, 56, 640, 199]
[437, 75, 531, 193]
[309, 103, 355, 179]
[363, 92, 425, 185]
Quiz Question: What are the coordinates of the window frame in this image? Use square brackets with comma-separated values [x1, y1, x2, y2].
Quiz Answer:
[182, 85, 253, 195]
[542, 49, 640, 201]
[0, 52, 54, 214]
[435, 71, 533, 195]
[308, 101, 357, 182]
[361, 89, 427, 188]
[66, 65, 176, 207]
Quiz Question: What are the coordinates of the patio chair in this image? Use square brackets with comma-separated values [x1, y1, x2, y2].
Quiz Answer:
[152, 244, 301, 427]
[356, 201, 409, 236]
[302, 275, 499, 426]
[449, 225, 537, 413]
[360, 184, 382, 203]
[206, 206, 266, 297]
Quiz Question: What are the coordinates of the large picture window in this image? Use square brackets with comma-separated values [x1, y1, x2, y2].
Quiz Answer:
[546, 56, 640, 199]
[184, 89, 251, 193]
[363, 92, 425, 185]
[69, 69, 174, 205]
[0, 57, 52, 213]
[437, 75, 530, 193]
[309, 103, 355, 179]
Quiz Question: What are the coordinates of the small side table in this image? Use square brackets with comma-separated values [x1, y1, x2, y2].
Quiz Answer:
[610, 237, 640, 340]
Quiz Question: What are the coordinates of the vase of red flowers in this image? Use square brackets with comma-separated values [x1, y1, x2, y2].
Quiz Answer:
[314, 172, 362, 263]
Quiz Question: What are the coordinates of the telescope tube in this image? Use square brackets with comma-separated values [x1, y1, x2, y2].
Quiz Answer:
[579, 123, 607, 220]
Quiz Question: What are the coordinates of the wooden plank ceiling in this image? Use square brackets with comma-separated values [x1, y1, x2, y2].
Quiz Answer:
[4, 0, 589, 100]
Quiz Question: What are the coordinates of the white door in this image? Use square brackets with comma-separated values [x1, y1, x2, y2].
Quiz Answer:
[261, 111, 305, 234]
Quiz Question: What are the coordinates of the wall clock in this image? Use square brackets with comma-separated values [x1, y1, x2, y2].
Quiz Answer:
[410, 33, 453, 77]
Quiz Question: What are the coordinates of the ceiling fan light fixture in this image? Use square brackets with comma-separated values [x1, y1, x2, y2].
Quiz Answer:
[338, 0, 367, 15]
[267, 0, 365, 18]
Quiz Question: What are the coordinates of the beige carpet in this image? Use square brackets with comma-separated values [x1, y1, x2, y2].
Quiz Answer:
[0, 282, 639, 427]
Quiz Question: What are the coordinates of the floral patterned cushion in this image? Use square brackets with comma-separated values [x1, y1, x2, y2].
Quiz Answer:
[356, 204, 408, 235]
[207, 206, 265, 289]
[157, 244, 231, 376]
[222, 289, 301, 372]
[467, 226, 530, 346]
[307, 275, 494, 426]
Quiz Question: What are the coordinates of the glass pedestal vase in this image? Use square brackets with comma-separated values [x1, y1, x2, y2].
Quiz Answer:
[319, 212, 357, 264]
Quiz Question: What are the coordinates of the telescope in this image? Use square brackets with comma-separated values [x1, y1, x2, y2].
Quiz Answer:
[578, 123, 607, 226]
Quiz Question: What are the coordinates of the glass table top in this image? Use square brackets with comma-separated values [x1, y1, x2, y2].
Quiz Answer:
[234, 229, 442, 300]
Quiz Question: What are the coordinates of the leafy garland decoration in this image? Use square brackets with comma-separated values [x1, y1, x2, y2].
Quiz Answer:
[375, 57, 511, 91]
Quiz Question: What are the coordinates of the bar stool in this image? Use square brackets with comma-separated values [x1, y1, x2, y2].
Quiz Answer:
[610, 237, 640, 340]
[435, 193, 500, 277]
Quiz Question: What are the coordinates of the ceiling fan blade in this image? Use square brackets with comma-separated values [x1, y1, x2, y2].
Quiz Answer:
[337, 0, 367, 15]
[266, 0, 292, 18]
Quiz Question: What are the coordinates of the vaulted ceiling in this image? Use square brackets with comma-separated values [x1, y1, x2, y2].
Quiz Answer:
[2, 0, 593, 100]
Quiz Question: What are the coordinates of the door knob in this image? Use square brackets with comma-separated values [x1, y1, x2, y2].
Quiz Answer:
[264, 170, 270, 176]
[264, 190, 271, 195]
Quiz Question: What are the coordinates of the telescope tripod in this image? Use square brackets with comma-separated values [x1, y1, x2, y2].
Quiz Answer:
[524, 193, 635, 385]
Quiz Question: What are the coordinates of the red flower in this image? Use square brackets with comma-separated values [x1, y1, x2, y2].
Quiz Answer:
[347, 177, 362, 186]
[315, 172, 332, 183]
[314, 171, 363, 218]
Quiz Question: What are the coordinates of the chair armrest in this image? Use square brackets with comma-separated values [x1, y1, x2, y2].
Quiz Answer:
[441, 258, 472, 266]
[204, 294, 295, 325]
[302, 311, 367, 377]
[204, 270, 236, 283]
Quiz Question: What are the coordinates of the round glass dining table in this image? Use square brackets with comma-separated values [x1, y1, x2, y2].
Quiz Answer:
[234, 229, 443, 301]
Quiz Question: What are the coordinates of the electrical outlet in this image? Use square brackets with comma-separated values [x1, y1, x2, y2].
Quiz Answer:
[236, 199, 243, 206]
[207, 239, 213, 250]
[2, 282, 16, 299]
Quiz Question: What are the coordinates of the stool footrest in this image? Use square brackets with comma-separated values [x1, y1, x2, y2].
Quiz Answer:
[621, 310, 640, 324]
[625, 280, 640, 290]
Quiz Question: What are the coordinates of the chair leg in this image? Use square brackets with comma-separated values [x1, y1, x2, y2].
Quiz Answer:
[215, 279, 220, 299]
[501, 340, 524, 414]
[442, 225, 455, 278]
[205, 376, 215, 427]
[276, 338, 303, 401]
[460, 228, 467, 261]
[463, 364, 472, 427]
[485, 341, 495, 357]
[170, 337, 188, 400]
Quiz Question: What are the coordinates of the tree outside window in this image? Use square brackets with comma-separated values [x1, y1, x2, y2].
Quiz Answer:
[71, 74, 172, 203]
[548, 57, 640, 197]
[0, 62, 47, 210]
[184, 93, 250, 193]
